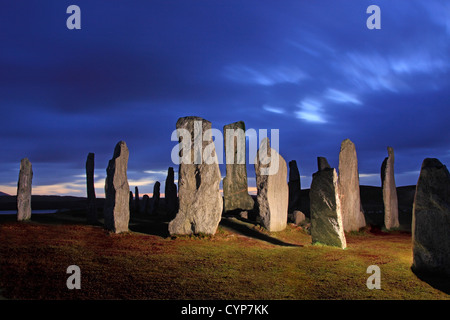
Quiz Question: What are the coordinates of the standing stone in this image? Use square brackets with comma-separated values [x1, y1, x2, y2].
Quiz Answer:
[310, 168, 347, 249]
[104, 141, 130, 233]
[168, 117, 223, 235]
[165, 167, 178, 217]
[412, 158, 450, 276]
[86, 153, 97, 224]
[292, 210, 306, 225]
[317, 157, 331, 171]
[134, 186, 140, 214]
[129, 191, 134, 213]
[288, 160, 301, 214]
[152, 181, 161, 215]
[223, 121, 254, 213]
[255, 138, 288, 232]
[142, 194, 150, 214]
[381, 147, 399, 230]
[17, 158, 33, 221]
[338, 139, 366, 232]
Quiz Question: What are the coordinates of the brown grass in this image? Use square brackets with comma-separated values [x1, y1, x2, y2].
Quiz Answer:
[0, 213, 448, 300]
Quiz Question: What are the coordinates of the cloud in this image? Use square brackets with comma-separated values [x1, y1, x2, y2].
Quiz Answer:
[295, 99, 327, 124]
[223, 65, 307, 86]
[338, 50, 449, 93]
[263, 104, 285, 114]
[143, 170, 168, 175]
[324, 88, 362, 105]
[0, 1, 449, 195]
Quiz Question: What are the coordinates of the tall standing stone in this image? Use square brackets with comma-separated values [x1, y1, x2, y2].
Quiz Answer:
[165, 167, 178, 217]
[17, 158, 33, 221]
[317, 157, 331, 171]
[288, 160, 301, 214]
[412, 158, 450, 276]
[142, 194, 150, 214]
[168, 116, 223, 235]
[338, 139, 366, 232]
[310, 168, 347, 248]
[381, 147, 399, 230]
[86, 153, 97, 224]
[134, 186, 140, 214]
[255, 138, 288, 232]
[104, 141, 130, 233]
[129, 191, 134, 213]
[152, 181, 161, 215]
[223, 121, 254, 213]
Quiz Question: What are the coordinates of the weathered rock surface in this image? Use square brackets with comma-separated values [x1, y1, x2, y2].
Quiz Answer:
[223, 121, 254, 213]
[310, 168, 347, 249]
[288, 160, 301, 213]
[168, 117, 223, 235]
[165, 167, 178, 217]
[412, 158, 450, 276]
[255, 138, 288, 232]
[104, 141, 130, 233]
[291, 210, 306, 225]
[338, 139, 366, 232]
[317, 157, 331, 171]
[17, 158, 33, 221]
[152, 181, 161, 215]
[381, 147, 399, 230]
[86, 153, 97, 224]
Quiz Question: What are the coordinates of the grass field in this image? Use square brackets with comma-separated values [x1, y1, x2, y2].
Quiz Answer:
[0, 211, 448, 300]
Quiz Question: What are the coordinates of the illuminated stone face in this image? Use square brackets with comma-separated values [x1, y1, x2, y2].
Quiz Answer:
[223, 121, 254, 214]
[104, 141, 130, 234]
[17, 158, 33, 221]
[338, 139, 366, 232]
[310, 167, 347, 249]
[255, 138, 288, 232]
[168, 117, 222, 236]
[381, 147, 399, 230]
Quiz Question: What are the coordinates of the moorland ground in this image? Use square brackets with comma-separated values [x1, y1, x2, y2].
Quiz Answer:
[0, 207, 449, 300]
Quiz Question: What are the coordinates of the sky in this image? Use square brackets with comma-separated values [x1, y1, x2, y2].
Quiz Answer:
[0, 0, 449, 197]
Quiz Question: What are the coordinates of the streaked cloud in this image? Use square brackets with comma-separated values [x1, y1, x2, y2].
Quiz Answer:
[295, 99, 327, 124]
[263, 104, 285, 114]
[223, 64, 307, 86]
[324, 88, 362, 105]
[143, 170, 168, 175]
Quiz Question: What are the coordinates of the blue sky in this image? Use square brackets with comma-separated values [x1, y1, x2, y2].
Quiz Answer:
[0, 0, 449, 196]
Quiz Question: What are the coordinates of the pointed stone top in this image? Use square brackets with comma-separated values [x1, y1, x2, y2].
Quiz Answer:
[177, 116, 210, 126]
[261, 136, 269, 143]
[340, 138, 355, 149]
[421, 158, 446, 170]
[113, 141, 128, 158]
[317, 157, 331, 171]
[289, 160, 300, 181]
[224, 120, 245, 130]
[387, 146, 394, 157]
[20, 158, 32, 171]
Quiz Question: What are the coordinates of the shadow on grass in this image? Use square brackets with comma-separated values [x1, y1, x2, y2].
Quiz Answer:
[220, 217, 302, 247]
[412, 268, 450, 295]
[129, 214, 171, 238]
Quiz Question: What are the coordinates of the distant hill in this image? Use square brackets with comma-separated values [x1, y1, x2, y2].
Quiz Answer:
[0, 195, 105, 211]
[0, 191, 10, 196]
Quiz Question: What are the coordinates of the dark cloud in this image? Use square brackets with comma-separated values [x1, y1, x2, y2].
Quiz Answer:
[0, 1, 449, 195]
